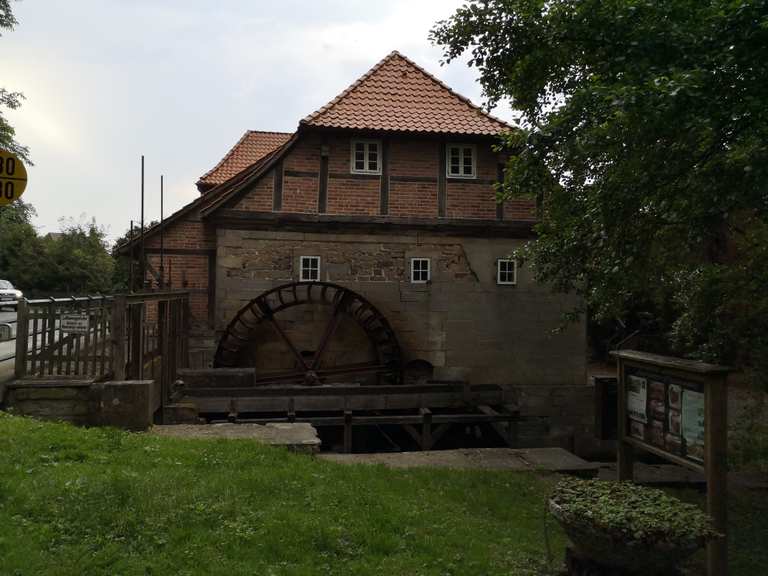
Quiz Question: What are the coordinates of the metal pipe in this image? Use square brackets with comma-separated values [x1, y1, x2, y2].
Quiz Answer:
[160, 174, 165, 289]
[140, 155, 145, 291]
[129, 219, 134, 293]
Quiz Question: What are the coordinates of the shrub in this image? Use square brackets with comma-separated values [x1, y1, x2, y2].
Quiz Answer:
[551, 478, 719, 548]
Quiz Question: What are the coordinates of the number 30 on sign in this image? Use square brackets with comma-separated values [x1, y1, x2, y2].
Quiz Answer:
[0, 150, 28, 206]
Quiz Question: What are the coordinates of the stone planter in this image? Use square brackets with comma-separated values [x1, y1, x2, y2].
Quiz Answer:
[549, 500, 706, 575]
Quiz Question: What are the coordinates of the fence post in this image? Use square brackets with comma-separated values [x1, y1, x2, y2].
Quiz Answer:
[14, 299, 28, 379]
[111, 295, 127, 380]
[158, 299, 168, 407]
[182, 295, 190, 369]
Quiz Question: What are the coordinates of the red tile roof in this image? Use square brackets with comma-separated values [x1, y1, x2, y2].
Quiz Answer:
[197, 130, 293, 190]
[301, 51, 511, 136]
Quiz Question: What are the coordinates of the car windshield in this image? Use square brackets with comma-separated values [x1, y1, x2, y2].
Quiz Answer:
[0, 280, 13, 290]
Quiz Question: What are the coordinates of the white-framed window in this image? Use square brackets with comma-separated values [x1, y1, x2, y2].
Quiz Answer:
[350, 139, 382, 175]
[497, 258, 517, 285]
[410, 258, 431, 284]
[300, 256, 321, 282]
[446, 144, 476, 178]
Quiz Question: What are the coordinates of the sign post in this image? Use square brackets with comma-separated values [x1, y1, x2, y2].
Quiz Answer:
[0, 150, 28, 206]
[612, 350, 729, 576]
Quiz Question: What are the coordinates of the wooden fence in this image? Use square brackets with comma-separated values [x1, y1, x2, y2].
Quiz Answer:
[14, 291, 189, 407]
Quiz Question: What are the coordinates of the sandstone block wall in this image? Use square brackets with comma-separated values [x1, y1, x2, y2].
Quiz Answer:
[215, 228, 586, 388]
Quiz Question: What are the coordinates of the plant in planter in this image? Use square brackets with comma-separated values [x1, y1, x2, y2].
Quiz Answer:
[549, 478, 720, 575]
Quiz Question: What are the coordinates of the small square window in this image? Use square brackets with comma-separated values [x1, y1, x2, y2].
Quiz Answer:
[497, 259, 517, 285]
[410, 258, 431, 284]
[350, 140, 382, 175]
[447, 144, 476, 178]
[300, 256, 321, 282]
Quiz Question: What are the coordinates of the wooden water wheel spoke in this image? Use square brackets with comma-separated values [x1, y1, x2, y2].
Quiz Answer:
[265, 315, 309, 371]
[214, 282, 402, 385]
[316, 361, 384, 377]
[310, 290, 352, 370]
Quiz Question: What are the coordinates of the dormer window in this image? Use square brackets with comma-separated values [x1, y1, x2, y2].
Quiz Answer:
[447, 144, 476, 178]
[351, 140, 381, 175]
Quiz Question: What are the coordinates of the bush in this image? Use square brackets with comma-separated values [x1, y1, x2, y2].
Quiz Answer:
[551, 478, 718, 548]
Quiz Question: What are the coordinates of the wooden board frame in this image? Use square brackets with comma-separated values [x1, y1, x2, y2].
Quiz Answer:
[612, 350, 729, 576]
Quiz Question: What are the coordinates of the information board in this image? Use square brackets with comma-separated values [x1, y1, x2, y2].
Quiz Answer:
[624, 369, 705, 465]
[61, 313, 89, 334]
[612, 349, 730, 576]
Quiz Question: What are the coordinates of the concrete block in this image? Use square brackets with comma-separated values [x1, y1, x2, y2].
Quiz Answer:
[89, 380, 157, 431]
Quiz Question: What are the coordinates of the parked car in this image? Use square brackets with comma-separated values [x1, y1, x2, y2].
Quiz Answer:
[0, 279, 22, 309]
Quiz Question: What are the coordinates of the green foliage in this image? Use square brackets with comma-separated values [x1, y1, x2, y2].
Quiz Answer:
[39, 218, 115, 294]
[551, 478, 718, 546]
[432, 1, 768, 372]
[0, 203, 116, 294]
[0, 413, 564, 575]
[0, 0, 29, 162]
[0, 201, 45, 289]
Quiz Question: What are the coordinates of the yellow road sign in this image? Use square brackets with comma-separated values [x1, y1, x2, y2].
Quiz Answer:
[0, 150, 28, 206]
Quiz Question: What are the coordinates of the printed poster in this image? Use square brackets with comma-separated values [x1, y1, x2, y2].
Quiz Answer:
[682, 389, 705, 462]
[627, 375, 648, 423]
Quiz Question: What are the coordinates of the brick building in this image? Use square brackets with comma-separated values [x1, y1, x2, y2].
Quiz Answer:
[122, 52, 592, 448]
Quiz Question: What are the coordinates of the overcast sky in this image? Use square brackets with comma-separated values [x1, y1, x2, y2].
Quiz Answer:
[2, 1, 515, 242]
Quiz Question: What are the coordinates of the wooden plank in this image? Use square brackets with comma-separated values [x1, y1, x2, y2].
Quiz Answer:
[176, 379, 501, 397]
[182, 388, 503, 409]
[31, 309, 40, 375]
[158, 300, 168, 407]
[318, 153, 328, 214]
[14, 299, 28, 379]
[438, 142, 446, 217]
[344, 410, 352, 453]
[228, 412, 515, 427]
[83, 297, 92, 375]
[380, 138, 389, 215]
[610, 349, 730, 375]
[53, 302, 64, 376]
[210, 209, 536, 239]
[706, 374, 728, 576]
[73, 300, 83, 375]
[99, 301, 109, 376]
[421, 407, 432, 450]
[273, 159, 283, 211]
[430, 423, 451, 448]
[47, 300, 56, 375]
[478, 404, 518, 448]
[402, 424, 422, 447]
[111, 295, 127, 380]
[617, 358, 635, 481]
[496, 163, 505, 221]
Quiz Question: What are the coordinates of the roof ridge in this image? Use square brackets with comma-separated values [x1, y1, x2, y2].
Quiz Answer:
[200, 134, 299, 217]
[301, 50, 512, 132]
[300, 50, 401, 125]
[197, 130, 294, 187]
[197, 130, 253, 184]
[247, 130, 294, 136]
[392, 52, 511, 130]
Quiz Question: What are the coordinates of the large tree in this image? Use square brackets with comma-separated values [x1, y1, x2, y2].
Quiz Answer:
[432, 1, 768, 376]
[0, 0, 29, 161]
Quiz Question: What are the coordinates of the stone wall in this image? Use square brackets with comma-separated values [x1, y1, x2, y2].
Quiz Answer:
[5, 380, 159, 431]
[215, 228, 586, 388]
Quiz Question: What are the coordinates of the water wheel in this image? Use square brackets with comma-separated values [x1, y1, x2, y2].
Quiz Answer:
[214, 282, 402, 385]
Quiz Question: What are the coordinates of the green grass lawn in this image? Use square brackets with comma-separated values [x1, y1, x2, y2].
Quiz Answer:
[0, 413, 566, 576]
[2, 413, 766, 576]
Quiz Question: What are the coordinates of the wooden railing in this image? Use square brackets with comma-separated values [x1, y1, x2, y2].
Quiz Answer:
[14, 291, 190, 407]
